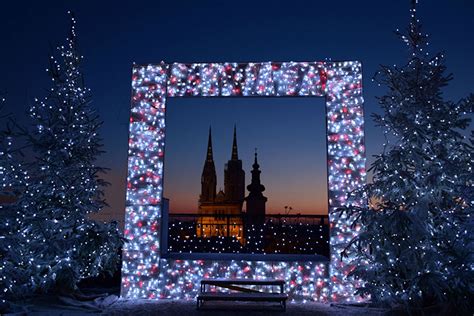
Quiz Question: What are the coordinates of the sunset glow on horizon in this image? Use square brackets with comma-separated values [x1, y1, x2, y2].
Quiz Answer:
[163, 97, 329, 215]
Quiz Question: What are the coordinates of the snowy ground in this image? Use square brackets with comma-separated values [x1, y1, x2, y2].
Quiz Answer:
[5, 295, 390, 316]
[106, 299, 388, 316]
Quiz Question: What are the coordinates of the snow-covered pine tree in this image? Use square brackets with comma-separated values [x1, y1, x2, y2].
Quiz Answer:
[0, 98, 31, 299]
[21, 12, 122, 293]
[341, 0, 473, 312]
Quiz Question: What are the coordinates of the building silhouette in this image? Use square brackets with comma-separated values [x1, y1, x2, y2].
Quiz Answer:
[165, 126, 330, 256]
[196, 126, 246, 243]
[245, 150, 267, 225]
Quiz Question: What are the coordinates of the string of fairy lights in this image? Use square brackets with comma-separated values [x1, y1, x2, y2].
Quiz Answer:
[122, 61, 366, 302]
[167, 219, 329, 255]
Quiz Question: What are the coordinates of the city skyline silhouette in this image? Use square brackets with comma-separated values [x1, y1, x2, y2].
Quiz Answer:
[163, 97, 329, 215]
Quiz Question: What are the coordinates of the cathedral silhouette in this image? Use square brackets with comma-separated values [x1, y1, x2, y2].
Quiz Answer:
[196, 126, 267, 243]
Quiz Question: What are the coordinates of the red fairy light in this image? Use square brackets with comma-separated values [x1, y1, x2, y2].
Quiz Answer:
[319, 69, 327, 90]
[123, 62, 366, 301]
[149, 197, 160, 204]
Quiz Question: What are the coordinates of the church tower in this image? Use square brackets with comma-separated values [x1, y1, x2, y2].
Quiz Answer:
[197, 126, 245, 243]
[200, 127, 217, 203]
[224, 126, 245, 204]
[245, 150, 267, 221]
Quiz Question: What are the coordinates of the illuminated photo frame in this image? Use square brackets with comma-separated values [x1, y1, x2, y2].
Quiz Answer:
[122, 61, 366, 302]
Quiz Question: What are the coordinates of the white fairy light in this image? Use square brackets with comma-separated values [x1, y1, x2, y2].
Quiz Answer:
[122, 61, 366, 302]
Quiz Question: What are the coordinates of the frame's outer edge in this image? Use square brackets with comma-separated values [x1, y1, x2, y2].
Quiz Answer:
[325, 61, 366, 301]
[121, 61, 366, 302]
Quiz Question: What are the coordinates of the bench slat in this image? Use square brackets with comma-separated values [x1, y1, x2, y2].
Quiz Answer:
[198, 292, 287, 302]
[213, 284, 262, 293]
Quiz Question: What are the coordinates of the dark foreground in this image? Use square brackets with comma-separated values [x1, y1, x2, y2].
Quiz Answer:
[6, 296, 389, 316]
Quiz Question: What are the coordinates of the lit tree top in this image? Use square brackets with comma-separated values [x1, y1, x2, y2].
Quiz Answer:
[343, 0, 473, 310]
[27, 11, 108, 224]
[18, 12, 121, 293]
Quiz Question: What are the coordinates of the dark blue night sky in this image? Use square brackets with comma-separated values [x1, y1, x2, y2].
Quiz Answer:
[1, 0, 472, 222]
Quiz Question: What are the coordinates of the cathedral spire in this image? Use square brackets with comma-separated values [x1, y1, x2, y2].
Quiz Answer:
[231, 124, 238, 160]
[206, 126, 213, 162]
[253, 148, 259, 168]
[224, 124, 245, 203]
[200, 126, 217, 203]
[248, 149, 264, 194]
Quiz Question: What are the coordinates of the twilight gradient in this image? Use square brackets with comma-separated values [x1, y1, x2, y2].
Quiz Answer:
[163, 97, 328, 215]
[0, 0, 472, 226]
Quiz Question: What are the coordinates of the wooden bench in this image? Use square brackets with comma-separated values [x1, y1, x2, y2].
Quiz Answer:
[197, 279, 287, 310]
